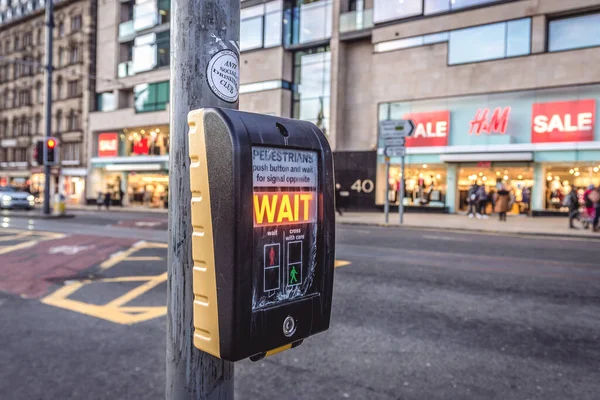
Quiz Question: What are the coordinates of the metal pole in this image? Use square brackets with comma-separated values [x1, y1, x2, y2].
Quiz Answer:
[400, 155, 405, 224]
[42, 0, 54, 215]
[384, 159, 390, 224]
[166, 0, 239, 398]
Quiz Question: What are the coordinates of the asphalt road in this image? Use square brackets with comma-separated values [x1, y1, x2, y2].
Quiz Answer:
[0, 213, 599, 400]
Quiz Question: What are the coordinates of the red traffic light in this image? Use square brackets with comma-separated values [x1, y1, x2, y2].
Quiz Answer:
[47, 139, 57, 149]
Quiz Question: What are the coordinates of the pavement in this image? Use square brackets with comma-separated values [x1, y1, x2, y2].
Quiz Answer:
[0, 215, 599, 400]
[336, 211, 600, 239]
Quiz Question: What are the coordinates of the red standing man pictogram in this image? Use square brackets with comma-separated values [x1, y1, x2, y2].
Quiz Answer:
[269, 247, 276, 266]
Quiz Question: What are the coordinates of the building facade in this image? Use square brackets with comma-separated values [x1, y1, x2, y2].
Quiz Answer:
[0, 0, 96, 204]
[89, 0, 600, 213]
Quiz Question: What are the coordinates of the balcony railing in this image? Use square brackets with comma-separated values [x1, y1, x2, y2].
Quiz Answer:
[118, 61, 135, 78]
[340, 9, 373, 34]
[119, 20, 135, 41]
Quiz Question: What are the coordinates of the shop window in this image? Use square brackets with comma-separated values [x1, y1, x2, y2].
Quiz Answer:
[241, 0, 282, 51]
[123, 126, 170, 157]
[386, 164, 448, 208]
[134, 81, 170, 112]
[549, 12, 600, 52]
[545, 164, 600, 211]
[292, 47, 330, 135]
[448, 18, 531, 65]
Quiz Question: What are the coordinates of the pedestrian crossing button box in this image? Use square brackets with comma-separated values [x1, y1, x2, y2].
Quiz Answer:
[187, 108, 335, 362]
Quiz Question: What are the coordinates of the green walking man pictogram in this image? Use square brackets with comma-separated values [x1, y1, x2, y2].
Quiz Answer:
[290, 266, 299, 284]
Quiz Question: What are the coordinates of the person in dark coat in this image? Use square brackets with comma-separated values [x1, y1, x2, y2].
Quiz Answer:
[495, 185, 510, 222]
[104, 191, 112, 210]
[566, 188, 580, 229]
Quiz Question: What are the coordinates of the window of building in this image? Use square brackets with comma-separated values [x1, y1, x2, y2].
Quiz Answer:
[132, 32, 169, 73]
[158, 0, 170, 24]
[58, 46, 64, 66]
[36, 82, 42, 104]
[15, 148, 28, 163]
[67, 80, 80, 98]
[36, 28, 42, 45]
[134, 0, 158, 31]
[0, 119, 7, 138]
[20, 116, 30, 136]
[14, 35, 20, 51]
[24, 32, 32, 47]
[425, 0, 506, 15]
[62, 142, 81, 162]
[157, 31, 169, 68]
[55, 109, 62, 133]
[96, 92, 116, 112]
[70, 45, 80, 64]
[67, 110, 79, 131]
[12, 117, 18, 137]
[373, 0, 422, 24]
[284, 0, 332, 46]
[240, 0, 282, 51]
[240, 79, 292, 94]
[374, 31, 448, 52]
[293, 47, 330, 135]
[56, 76, 63, 99]
[18, 89, 31, 106]
[71, 15, 82, 32]
[58, 22, 65, 37]
[448, 18, 531, 65]
[134, 81, 170, 112]
[549, 12, 600, 52]
[35, 114, 41, 135]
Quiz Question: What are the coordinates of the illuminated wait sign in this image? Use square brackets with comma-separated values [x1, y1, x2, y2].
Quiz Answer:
[253, 192, 315, 226]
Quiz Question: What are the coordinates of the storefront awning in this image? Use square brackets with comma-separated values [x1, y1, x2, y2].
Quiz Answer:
[440, 152, 533, 162]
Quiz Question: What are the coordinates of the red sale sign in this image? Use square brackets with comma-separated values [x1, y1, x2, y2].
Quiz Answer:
[402, 110, 450, 147]
[531, 99, 596, 143]
[98, 133, 118, 157]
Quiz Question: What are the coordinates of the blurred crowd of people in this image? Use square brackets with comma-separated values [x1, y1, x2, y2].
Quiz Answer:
[465, 181, 524, 222]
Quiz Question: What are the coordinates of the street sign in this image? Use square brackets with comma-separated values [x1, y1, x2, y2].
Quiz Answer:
[382, 137, 406, 147]
[187, 108, 335, 362]
[385, 146, 406, 157]
[379, 119, 415, 139]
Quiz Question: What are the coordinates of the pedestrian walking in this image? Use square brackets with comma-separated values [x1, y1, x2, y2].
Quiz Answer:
[104, 191, 112, 210]
[335, 183, 343, 216]
[467, 183, 480, 218]
[96, 192, 104, 210]
[591, 186, 600, 232]
[583, 184, 595, 220]
[565, 188, 580, 229]
[495, 185, 510, 222]
[477, 184, 489, 219]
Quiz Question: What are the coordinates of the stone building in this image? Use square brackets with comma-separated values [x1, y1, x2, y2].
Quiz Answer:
[0, 0, 96, 204]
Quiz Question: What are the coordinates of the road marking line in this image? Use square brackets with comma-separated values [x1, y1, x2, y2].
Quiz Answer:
[41, 273, 168, 325]
[124, 256, 164, 261]
[335, 260, 351, 268]
[105, 272, 167, 308]
[0, 231, 33, 241]
[0, 240, 40, 255]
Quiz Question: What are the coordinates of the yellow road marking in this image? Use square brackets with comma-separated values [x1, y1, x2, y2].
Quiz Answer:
[335, 260, 351, 268]
[42, 273, 168, 325]
[105, 273, 167, 308]
[0, 231, 33, 241]
[124, 256, 164, 261]
[0, 240, 39, 255]
[42, 241, 168, 325]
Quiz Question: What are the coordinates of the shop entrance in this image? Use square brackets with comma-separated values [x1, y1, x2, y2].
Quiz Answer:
[127, 173, 168, 208]
[457, 164, 534, 215]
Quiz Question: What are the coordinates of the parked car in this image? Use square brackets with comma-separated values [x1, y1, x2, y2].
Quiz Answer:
[0, 186, 36, 210]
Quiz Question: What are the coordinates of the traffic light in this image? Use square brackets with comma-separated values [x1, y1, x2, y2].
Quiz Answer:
[187, 108, 335, 362]
[45, 137, 59, 165]
[34, 140, 44, 165]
